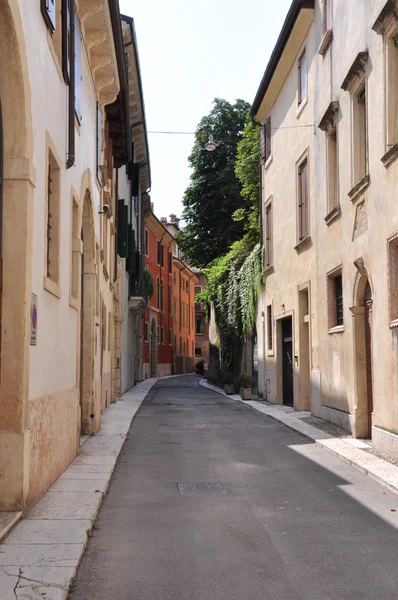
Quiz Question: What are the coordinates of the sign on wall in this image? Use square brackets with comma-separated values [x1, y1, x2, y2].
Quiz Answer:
[30, 293, 37, 346]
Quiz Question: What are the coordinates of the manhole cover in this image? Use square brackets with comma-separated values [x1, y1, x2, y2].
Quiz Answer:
[177, 483, 226, 494]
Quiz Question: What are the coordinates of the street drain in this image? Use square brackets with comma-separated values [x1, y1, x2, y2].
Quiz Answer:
[177, 483, 226, 494]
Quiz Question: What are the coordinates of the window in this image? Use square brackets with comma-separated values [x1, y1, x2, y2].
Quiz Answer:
[388, 235, 398, 323]
[327, 127, 338, 212]
[168, 328, 172, 345]
[74, 11, 82, 122]
[260, 116, 272, 164]
[108, 311, 111, 351]
[267, 305, 273, 352]
[70, 197, 79, 301]
[323, 0, 332, 34]
[386, 31, 398, 151]
[353, 85, 367, 185]
[144, 229, 149, 256]
[41, 0, 56, 32]
[174, 299, 177, 320]
[265, 200, 273, 267]
[160, 327, 164, 344]
[195, 286, 202, 310]
[327, 268, 343, 330]
[45, 148, 61, 286]
[144, 322, 148, 341]
[196, 317, 204, 334]
[173, 270, 176, 285]
[157, 241, 164, 267]
[157, 279, 164, 311]
[185, 280, 189, 294]
[195, 347, 202, 357]
[298, 158, 309, 240]
[168, 250, 172, 273]
[168, 285, 172, 315]
[97, 104, 103, 185]
[298, 49, 307, 105]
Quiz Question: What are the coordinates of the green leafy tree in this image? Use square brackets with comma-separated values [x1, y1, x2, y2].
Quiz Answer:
[234, 118, 260, 243]
[178, 98, 250, 267]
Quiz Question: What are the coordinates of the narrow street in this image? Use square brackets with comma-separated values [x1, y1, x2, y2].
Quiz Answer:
[71, 376, 398, 600]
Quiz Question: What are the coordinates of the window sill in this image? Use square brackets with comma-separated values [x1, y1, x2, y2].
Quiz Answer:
[348, 174, 370, 203]
[69, 296, 79, 311]
[381, 143, 398, 168]
[390, 319, 398, 329]
[43, 276, 61, 299]
[318, 29, 333, 55]
[264, 154, 273, 171]
[264, 264, 275, 277]
[328, 325, 345, 335]
[297, 96, 308, 119]
[267, 350, 275, 357]
[324, 204, 341, 226]
[294, 235, 312, 255]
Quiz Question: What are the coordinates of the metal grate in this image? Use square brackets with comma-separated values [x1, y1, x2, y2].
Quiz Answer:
[177, 483, 226, 494]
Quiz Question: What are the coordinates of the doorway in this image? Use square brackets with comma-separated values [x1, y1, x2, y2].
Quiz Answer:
[282, 317, 293, 406]
[150, 319, 157, 377]
[351, 270, 374, 439]
[364, 281, 373, 438]
[79, 191, 96, 434]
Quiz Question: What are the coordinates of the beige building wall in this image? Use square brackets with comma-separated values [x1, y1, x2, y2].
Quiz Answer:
[313, 0, 398, 451]
[256, 7, 320, 414]
[255, 0, 398, 457]
[0, 0, 121, 509]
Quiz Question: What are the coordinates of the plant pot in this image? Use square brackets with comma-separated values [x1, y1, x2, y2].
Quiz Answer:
[224, 383, 234, 395]
[240, 387, 252, 400]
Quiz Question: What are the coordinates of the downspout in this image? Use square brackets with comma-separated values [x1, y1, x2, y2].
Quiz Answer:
[66, 0, 75, 169]
[0, 99, 3, 367]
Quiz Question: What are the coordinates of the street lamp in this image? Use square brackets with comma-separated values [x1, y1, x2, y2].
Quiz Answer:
[204, 134, 218, 152]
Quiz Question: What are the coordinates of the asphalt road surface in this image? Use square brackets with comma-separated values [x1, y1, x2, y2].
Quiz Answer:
[71, 375, 398, 600]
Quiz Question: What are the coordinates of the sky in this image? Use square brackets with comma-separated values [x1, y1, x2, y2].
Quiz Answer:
[119, 0, 292, 220]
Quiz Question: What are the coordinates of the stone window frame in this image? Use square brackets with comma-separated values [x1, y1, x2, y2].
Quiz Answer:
[327, 265, 344, 334]
[266, 302, 274, 356]
[294, 147, 312, 254]
[318, 0, 333, 56]
[372, 1, 398, 168]
[318, 101, 341, 225]
[341, 51, 370, 203]
[69, 189, 80, 310]
[43, 134, 62, 299]
[387, 230, 398, 327]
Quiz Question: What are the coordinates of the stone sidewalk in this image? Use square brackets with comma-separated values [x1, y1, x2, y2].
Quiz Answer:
[0, 378, 158, 600]
[200, 379, 398, 497]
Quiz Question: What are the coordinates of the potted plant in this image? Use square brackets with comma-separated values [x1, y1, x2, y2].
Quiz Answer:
[222, 372, 235, 395]
[235, 374, 253, 400]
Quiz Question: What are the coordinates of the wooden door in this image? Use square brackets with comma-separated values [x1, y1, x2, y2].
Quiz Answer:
[364, 281, 373, 438]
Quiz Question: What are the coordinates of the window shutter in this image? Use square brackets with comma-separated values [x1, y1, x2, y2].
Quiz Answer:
[41, 0, 56, 32]
[62, 0, 71, 84]
[299, 161, 309, 239]
[168, 251, 172, 274]
[127, 226, 136, 274]
[117, 200, 128, 258]
[74, 12, 82, 122]
[265, 116, 271, 161]
[260, 124, 266, 164]
[132, 163, 140, 196]
[269, 204, 273, 265]
[97, 104, 103, 184]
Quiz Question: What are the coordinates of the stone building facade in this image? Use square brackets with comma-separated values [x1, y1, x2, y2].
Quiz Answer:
[0, 0, 146, 512]
[253, 0, 398, 457]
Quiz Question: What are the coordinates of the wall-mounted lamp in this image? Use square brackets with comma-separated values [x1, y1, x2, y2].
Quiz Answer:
[280, 303, 285, 311]
[99, 203, 109, 215]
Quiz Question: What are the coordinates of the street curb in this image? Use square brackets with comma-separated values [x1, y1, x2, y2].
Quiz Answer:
[199, 379, 398, 498]
[0, 377, 159, 600]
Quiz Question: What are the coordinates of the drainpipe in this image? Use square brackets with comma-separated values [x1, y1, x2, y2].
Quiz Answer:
[66, 1, 75, 169]
[0, 98, 3, 363]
